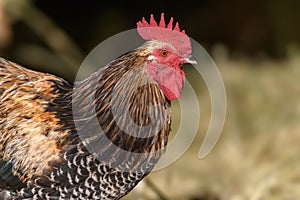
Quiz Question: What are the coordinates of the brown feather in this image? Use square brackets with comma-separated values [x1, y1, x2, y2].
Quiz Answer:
[0, 58, 71, 182]
[72, 47, 171, 171]
[0, 41, 173, 199]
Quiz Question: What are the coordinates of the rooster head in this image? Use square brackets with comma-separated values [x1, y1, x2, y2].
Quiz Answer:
[137, 13, 196, 100]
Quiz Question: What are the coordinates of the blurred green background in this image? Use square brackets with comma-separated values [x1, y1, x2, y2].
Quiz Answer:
[0, 0, 300, 199]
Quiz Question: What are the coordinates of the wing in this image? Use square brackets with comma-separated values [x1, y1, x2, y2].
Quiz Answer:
[0, 58, 73, 191]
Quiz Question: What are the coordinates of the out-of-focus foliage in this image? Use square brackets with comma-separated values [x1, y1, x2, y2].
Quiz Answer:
[0, 1, 299, 199]
[0, 0, 299, 77]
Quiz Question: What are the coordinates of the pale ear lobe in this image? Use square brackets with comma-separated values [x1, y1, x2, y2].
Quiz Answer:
[147, 55, 157, 62]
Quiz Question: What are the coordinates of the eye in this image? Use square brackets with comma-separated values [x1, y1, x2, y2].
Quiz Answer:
[160, 49, 168, 57]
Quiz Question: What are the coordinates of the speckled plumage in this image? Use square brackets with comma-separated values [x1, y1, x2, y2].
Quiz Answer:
[0, 45, 171, 200]
[0, 13, 195, 199]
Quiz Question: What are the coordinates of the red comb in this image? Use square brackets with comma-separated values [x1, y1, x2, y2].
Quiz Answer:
[137, 13, 192, 55]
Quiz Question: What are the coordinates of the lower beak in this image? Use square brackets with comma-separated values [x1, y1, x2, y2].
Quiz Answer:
[185, 55, 197, 64]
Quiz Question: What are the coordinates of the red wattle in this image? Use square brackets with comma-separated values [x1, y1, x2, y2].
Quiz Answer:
[147, 64, 186, 100]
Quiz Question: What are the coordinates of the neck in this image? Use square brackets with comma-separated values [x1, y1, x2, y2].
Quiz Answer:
[71, 50, 171, 171]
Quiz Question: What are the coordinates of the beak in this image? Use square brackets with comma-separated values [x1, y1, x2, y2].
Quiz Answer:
[185, 55, 197, 64]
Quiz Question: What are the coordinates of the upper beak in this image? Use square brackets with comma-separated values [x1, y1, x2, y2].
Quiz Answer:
[185, 55, 197, 64]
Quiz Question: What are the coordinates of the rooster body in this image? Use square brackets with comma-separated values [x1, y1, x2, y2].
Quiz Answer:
[0, 14, 195, 199]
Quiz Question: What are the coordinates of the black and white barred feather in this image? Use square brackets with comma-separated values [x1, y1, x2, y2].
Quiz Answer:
[0, 42, 171, 200]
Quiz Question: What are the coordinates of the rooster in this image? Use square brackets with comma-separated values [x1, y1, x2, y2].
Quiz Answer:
[0, 13, 196, 199]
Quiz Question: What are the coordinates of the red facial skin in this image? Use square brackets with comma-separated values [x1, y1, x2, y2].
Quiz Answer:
[146, 47, 187, 100]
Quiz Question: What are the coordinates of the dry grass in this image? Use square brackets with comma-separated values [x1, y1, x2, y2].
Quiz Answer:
[1, 2, 299, 199]
[124, 47, 300, 200]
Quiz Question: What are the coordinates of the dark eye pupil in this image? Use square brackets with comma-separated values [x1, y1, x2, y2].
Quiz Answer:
[161, 50, 168, 56]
